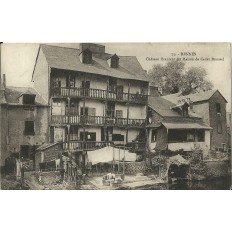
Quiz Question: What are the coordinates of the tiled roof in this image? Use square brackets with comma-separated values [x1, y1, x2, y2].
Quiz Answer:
[162, 121, 212, 130]
[39, 44, 149, 82]
[148, 96, 201, 118]
[36, 143, 59, 151]
[162, 89, 227, 104]
[3, 86, 48, 106]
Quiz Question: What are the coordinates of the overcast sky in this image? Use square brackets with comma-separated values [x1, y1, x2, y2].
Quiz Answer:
[1, 43, 231, 110]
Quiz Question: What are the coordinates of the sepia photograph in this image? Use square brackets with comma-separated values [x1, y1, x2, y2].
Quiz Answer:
[0, 42, 231, 190]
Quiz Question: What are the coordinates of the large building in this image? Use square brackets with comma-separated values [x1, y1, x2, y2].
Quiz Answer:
[32, 44, 150, 165]
[0, 74, 49, 166]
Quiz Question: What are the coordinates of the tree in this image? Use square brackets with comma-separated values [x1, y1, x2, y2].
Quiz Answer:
[148, 61, 213, 95]
[181, 67, 213, 95]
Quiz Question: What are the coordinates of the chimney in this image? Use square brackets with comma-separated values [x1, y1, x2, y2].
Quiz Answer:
[79, 48, 92, 64]
[149, 83, 160, 97]
[107, 54, 119, 68]
[80, 43, 105, 54]
[0, 74, 6, 90]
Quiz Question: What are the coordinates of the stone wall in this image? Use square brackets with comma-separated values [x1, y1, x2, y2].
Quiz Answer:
[205, 160, 231, 178]
[120, 161, 148, 174]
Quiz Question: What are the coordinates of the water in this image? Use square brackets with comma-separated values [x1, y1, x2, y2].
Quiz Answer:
[136, 176, 231, 190]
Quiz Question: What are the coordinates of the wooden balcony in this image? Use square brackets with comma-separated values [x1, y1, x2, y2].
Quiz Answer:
[62, 141, 113, 151]
[61, 141, 145, 152]
[51, 87, 148, 104]
[51, 115, 146, 127]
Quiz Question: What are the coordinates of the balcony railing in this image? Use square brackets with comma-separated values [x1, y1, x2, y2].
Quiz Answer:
[51, 115, 146, 127]
[60, 140, 146, 152]
[62, 141, 113, 151]
[52, 87, 148, 104]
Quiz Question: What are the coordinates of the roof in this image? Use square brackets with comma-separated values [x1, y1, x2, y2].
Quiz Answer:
[168, 155, 189, 166]
[162, 89, 227, 104]
[148, 96, 202, 118]
[162, 121, 212, 130]
[37, 44, 149, 82]
[36, 143, 59, 151]
[3, 86, 48, 106]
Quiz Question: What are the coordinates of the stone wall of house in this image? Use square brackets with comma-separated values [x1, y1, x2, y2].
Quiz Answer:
[119, 161, 148, 174]
[208, 91, 227, 151]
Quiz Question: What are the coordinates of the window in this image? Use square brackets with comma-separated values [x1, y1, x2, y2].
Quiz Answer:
[216, 103, 221, 114]
[109, 79, 117, 93]
[151, 129, 157, 142]
[24, 121, 34, 136]
[66, 74, 75, 88]
[197, 130, 205, 142]
[80, 132, 96, 141]
[110, 55, 119, 68]
[80, 107, 96, 116]
[23, 94, 35, 105]
[217, 114, 222, 134]
[82, 49, 92, 64]
[168, 129, 205, 143]
[222, 143, 226, 152]
[112, 134, 124, 141]
[81, 81, 90, 89]
[116, 110, 123, 118]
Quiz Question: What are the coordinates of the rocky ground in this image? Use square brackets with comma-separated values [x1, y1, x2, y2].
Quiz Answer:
[1, 171, 166, 190]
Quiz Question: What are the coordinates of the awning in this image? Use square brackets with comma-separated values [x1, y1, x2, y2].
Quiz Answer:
[168, 154, 189, 166]
[87, 146, 137, 165]
[162, 122, 212, 130]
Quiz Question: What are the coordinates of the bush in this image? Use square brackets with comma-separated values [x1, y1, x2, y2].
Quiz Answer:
[189, 146, 207, 180]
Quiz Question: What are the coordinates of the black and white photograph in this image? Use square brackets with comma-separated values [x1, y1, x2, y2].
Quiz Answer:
[0, 43, 231, 190]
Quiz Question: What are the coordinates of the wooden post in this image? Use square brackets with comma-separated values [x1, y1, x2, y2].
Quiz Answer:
[126, 82, 130, 144]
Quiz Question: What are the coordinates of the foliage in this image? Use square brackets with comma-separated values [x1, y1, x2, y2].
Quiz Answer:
[189, 146, 207, 179]
[148, 61, 213, 95]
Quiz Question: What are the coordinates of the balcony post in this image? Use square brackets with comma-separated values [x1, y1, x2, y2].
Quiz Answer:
[67, 97, 70, 124]
[126, 82, 130, 143]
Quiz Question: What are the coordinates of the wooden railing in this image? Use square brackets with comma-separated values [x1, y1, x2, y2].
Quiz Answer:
[52, 87, 148, 104]
[61, 140, 146, 152]
[62, 141, 113, 151]
[51, 115, 146, 127]
[65, 134, 79, 141]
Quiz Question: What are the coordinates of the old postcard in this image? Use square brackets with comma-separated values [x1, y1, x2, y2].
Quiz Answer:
[0, 43, 231, 190]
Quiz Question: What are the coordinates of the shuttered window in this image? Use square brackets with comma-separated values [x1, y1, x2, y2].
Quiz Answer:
[24, 121, 35, 135]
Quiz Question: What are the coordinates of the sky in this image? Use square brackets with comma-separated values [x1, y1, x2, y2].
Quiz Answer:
[1, 43, 231, 110]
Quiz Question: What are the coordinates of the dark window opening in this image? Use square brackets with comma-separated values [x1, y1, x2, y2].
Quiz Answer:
[109, 79, 117, 93]
[82, 49, 92, 64]
[111, 55, 119, 68]
[112, 134, 124, 142]
[82, 80, 90, 89]
[216, 103, 221, 113]
[80, 132, 96, 141]
[66, 74, 75, 88]
[116, 110, 123, 118]
[151, 129, 157, 142]
[168, 129, 205, 143]
[23, 94, 35, 105]
[217, 114, 222, 134]
[24, 121, 35, 136]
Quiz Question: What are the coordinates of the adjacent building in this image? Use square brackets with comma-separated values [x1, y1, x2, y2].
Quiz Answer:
[32, 44, 150, 164]
[147, 89, 212, 155]
[162, 89, 227, 152]
[0, 74, 49, 167]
